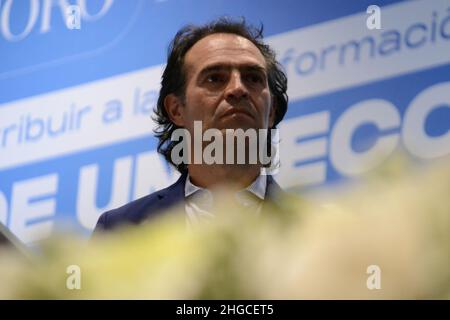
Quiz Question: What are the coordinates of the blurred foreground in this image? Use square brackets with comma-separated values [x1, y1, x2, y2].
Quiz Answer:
[0, 158, 449, 299]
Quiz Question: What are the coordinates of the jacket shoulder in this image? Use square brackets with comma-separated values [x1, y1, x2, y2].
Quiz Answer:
[94, 175, 186, 232]
[94, 189, 164, 231]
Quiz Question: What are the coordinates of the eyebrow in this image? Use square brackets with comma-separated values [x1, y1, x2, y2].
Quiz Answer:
[197, 63, 267, 79]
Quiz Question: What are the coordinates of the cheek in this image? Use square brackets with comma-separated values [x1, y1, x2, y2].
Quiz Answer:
[257, 93, 273, 116]
[185, 94, 220, 121]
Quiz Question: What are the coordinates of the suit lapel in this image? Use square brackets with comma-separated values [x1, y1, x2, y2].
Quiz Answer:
[263, 175, 295, 218]
[265, 175, 284, 204]
[157, 172, 188, 208]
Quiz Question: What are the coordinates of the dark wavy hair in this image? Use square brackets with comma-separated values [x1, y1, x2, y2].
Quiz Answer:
[153, 17, 288, 173]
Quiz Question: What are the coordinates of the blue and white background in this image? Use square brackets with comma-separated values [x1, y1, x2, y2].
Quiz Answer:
[1, 0, 449, 244]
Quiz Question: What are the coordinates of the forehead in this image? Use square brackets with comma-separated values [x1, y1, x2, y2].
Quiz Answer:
[184, 33, 267, 74]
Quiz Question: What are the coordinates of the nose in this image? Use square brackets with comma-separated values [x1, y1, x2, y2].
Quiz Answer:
[224, 71, 249, 101]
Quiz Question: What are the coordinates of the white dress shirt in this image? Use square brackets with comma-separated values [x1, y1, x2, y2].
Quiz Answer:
[184, 174, 267, 226]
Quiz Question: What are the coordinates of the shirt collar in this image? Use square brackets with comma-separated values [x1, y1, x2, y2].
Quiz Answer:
[184, 173, 267, 200]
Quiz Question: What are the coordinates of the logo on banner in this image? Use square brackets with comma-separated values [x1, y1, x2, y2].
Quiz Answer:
[0, 0, 114, 42]
[0, 0, 143, 77]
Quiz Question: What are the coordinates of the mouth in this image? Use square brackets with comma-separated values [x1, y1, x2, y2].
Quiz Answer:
[221, 108, 254, 120]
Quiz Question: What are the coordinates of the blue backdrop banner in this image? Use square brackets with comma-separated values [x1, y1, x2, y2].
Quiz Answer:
[0, 0, 449, 243]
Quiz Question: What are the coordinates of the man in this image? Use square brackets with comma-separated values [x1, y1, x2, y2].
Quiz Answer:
[94, 18, 289, 231]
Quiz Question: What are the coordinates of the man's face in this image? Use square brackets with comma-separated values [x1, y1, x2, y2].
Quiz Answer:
[165, 33, 275, 134]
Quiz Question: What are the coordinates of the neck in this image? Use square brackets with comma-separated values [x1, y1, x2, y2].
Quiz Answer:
[187, 164, 261, 191]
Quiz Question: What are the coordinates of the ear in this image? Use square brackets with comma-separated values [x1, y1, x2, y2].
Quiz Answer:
[164, 94, 185, 127]
[269, 96, 276, 128]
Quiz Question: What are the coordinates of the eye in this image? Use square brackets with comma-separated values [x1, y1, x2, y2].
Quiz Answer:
[205, 73, 226, 84]
[245, 73, 265, 85]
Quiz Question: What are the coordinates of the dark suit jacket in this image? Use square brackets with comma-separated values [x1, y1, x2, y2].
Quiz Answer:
[94, 173, 290, 232]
